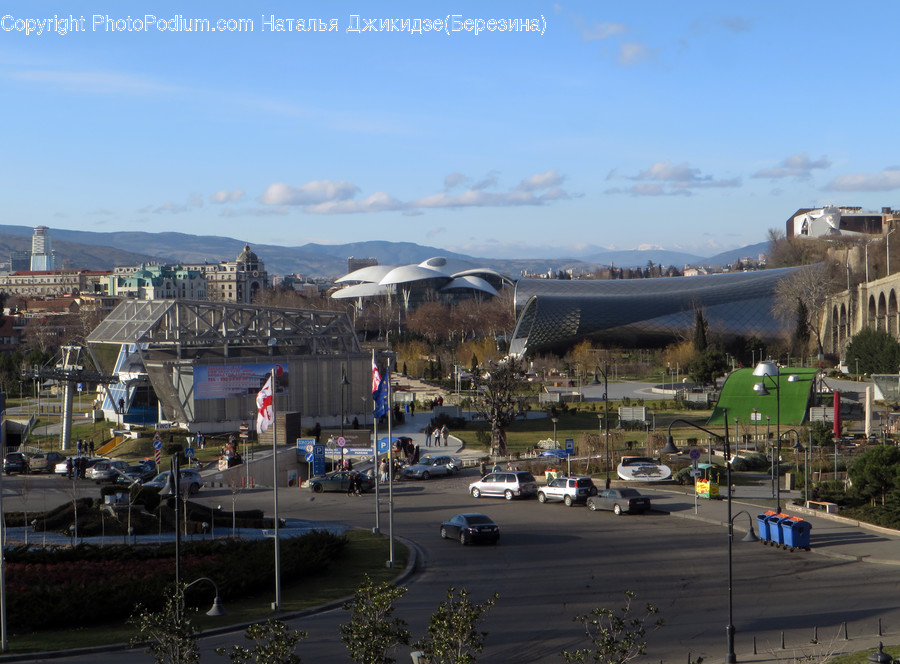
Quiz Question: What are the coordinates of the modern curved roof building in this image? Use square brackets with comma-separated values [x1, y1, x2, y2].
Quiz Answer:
[331, 256, 513, 306]
[510, 266, 806, 357]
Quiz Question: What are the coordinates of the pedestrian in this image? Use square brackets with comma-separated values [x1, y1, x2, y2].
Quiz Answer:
[75, 440, 82, 456]
[425, 427, 432, 445]
[410, 401, 415, 416]
[379, 458, 389, 484]
[65, 457, 73, 479]
[89, 439, 94, 455]
[433, 426, 441, 447]
[441, 424, 449, 447]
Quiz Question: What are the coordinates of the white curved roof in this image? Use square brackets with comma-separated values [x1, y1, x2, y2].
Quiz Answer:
[451, 267, 513, 284]
[330, 282, 393, 299]
[336, 265, 396, 284]
[379, 264, 450, 286]
[439, 275, 498, 296]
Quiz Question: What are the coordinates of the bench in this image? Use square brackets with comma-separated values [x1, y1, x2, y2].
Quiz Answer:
[805, 500, 839, 513]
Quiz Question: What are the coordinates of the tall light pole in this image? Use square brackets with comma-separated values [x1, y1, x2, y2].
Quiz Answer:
[592, 365, 611, 487]
[664, 411, 755, 663]
[887, 227, 896, 276]
[340, 367, 349, 470]
[752, 361, 799, 513]
[551, 417, 559, 446]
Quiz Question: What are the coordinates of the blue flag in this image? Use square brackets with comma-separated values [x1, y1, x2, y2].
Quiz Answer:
[374, 367, 390, 418]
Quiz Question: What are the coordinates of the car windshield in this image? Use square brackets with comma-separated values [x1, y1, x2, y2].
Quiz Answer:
[419, 457, 437, 466]
[619, 489, 642, 497]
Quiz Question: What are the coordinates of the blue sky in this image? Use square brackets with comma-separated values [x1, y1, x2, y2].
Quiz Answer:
[2, 2, 898, 259]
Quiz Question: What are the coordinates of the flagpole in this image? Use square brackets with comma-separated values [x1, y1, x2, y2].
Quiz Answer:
[372, 351, 381, 535]
[386, 356, 395, 568]
[271, 368, 281, 611]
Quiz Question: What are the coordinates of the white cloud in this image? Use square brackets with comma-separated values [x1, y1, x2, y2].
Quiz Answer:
[305, 191, 406, 215]
[210, 189, 245, 204]
[444, 173, 467, 189]
[826, 167, 900, 192]
[580, 21, 627, 42]
[259, 180, 358, 206]
[518, 169, 564, 191]
[753, 152, 831, 179]
[605, 161, 739, 196]
[618, 42, 655, 66]
[8, 69, 173, 95]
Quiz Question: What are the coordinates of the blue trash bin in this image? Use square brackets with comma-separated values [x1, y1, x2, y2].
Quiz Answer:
[766, 514, 787, 547]
[757, 512, 774, 543]
[780, 518, 812, 551]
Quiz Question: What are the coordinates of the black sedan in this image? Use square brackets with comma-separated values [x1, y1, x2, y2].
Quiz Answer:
[307, 470, 376, 494]
[586, 488, 652, 515]
[439, 513, 500, 545]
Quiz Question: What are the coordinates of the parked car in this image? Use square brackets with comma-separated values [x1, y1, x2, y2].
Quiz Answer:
[439, 513, 500, 545]
[401, 455, 461, 480]
[307, 470, 376, 494]
[28, 451, 67, 474]
[537, 476, 595, 506]
[4, 452, 31, 475]
[143, 469, 203, 496]
[587, 488, 652, 515]
[469, 470, 538, 500]
[117, 461, 157, 484]
[89, 459, 132, 483]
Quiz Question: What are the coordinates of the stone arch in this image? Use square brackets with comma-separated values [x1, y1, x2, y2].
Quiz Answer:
[868, 294, 878, 329]
[877, 291, 888, 331]
[889, 289, 899, 337]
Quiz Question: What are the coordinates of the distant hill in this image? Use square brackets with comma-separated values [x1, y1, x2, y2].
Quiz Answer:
[0, 225, 770, 278]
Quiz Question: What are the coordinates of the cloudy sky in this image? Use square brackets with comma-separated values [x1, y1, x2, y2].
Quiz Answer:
[2, 1, 897, 259]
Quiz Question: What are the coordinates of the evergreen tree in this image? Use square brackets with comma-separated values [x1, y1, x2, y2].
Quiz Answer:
[692, 310, 708, 352]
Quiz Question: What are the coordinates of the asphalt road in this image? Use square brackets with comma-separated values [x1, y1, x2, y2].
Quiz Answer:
[13, 466, 900, 664]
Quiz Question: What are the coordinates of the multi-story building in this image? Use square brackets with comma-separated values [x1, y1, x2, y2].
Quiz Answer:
[787, 206, 900, 239]
[182, 244, 268, 303]
[30, 226, 55, 271]
[100, 264, 207, 300]
[0, 270, 109, 297]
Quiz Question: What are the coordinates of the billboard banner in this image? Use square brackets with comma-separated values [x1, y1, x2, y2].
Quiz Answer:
[194, 363, 288, 400]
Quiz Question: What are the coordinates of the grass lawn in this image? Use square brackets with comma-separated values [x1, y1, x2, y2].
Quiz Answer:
[4, 529, 408, 654]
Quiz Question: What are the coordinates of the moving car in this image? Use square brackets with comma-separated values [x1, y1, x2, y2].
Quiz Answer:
[143, 469, 204, 496]
[307, 470, 376, 494]
[401, 455, 461, 480]
[587, 488, 652, 515]
[439, 513, 500, 545]
[28, 451, 67, 474]
[537, 476, 595, 506]
[469, 470, 538, 500]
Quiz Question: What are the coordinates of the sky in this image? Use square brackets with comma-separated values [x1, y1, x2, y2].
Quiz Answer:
[2, 2, 899, 260]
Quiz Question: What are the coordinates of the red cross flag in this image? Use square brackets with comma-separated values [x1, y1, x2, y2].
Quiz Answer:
[256, 375, 274, 434]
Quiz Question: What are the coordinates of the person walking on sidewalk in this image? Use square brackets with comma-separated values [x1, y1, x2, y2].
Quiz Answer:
[441, 424, 449, 447]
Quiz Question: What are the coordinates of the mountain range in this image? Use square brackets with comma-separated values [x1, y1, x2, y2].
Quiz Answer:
[0, 224, 769, 278]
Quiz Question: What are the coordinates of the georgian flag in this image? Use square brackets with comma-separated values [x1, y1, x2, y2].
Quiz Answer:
[372, 357, 382, 395]
[256, 375, 274, 434]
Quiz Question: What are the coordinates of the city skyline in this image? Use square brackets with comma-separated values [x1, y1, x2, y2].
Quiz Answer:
[2, 2, 898, 259]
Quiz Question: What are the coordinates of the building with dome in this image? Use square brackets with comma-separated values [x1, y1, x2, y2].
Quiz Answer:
[330, 256, 512, 308]
[182, 244, 269, 303]
[101, 264, 207, 300]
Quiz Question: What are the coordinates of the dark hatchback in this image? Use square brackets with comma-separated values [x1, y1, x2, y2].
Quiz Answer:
[440, 513, 500, 545]
[4, 452, 30, 475]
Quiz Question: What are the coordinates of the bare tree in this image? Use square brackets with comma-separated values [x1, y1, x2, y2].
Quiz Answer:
[772, 263, 841, 357]
[472, 356, 524, 458]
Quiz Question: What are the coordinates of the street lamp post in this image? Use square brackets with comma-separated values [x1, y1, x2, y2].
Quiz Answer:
[752, 361, 799, 514]
[592, 365, 611, 487]
[551, 417, 559, 446]
[340, 368, 349, 470]
[792, 438, 807, 505]
[664, 411, 754, 663]
[888, 227, 896, 276]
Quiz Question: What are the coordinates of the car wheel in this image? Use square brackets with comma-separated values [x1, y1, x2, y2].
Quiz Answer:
[537, 492, 547, 503]
[422, 471, 431, 480]
[189, 483, 200, 496]
[312, 483, 324, 493]
[471, 488, 481, 498]
[588, 500, 598, 511]
[613, 504, 622, 515]
[440, 526, 448, 539]
[564, 495, 574, 507]
[459, 532, 468, 545]
[504, 489, 514, 501]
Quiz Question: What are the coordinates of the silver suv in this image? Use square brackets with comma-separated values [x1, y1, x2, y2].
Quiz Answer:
[537, 476, 596, 506]
[469, 470, 538, 500]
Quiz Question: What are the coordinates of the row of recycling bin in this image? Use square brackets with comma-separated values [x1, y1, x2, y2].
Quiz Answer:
[757, 511, 812, 551]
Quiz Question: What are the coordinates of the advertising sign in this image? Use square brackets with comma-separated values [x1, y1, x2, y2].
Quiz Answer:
[313, 443, 326, 476]
[194, 363, 288, 400]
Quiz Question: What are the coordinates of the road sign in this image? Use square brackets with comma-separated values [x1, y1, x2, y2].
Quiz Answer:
[337, 436, 346, 447]
[305, 443, 314, 453]
[153, 439, 162, 451]
[305, 453, 314, 463]
[313, 443, 326, 476]
[565, 438, 574, 452]
[689, 448, 701, 460]
[185, 447, 195, 458]
[690, 469, 702, 478]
